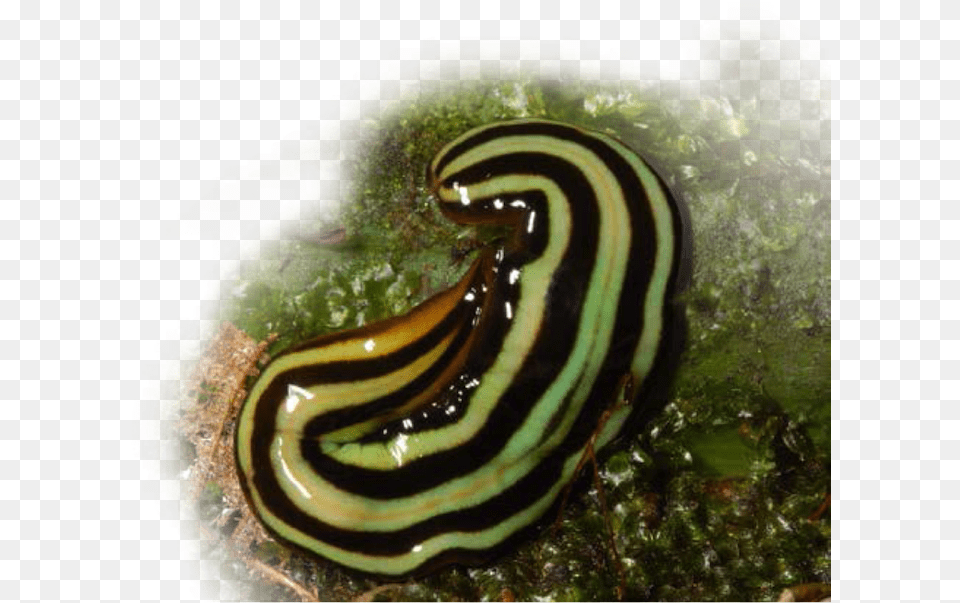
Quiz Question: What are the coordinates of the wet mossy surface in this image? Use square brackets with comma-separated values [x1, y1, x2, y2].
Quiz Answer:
[217, 78, 829, 601]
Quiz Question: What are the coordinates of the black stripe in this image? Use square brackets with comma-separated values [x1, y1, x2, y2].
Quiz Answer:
[240, 424, 573, 561]
[250, 283, 475, 431]
[531, 128, 663, 446]
[431, 121, 580, 178]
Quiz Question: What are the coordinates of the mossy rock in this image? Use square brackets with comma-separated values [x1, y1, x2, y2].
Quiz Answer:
[218, 77, 829, 601]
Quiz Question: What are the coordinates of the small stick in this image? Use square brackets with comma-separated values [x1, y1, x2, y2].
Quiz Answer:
[552, 374, 633, 600]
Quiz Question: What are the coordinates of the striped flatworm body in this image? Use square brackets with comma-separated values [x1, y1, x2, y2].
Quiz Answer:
[235, 118, 689, 577]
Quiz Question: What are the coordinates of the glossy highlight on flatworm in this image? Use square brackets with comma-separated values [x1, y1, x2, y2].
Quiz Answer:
[235, 118, 690, 577]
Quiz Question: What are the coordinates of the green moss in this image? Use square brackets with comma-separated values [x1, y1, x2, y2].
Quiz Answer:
[219, 77, 829, 601]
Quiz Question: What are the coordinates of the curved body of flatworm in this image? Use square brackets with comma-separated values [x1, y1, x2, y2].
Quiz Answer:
[235, 118, 690, 577]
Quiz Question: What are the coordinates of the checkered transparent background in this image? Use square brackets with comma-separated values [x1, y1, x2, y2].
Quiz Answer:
[5, 0, 951, 600]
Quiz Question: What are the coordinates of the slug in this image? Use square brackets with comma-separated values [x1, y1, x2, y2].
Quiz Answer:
[235, 118, 690, 577]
